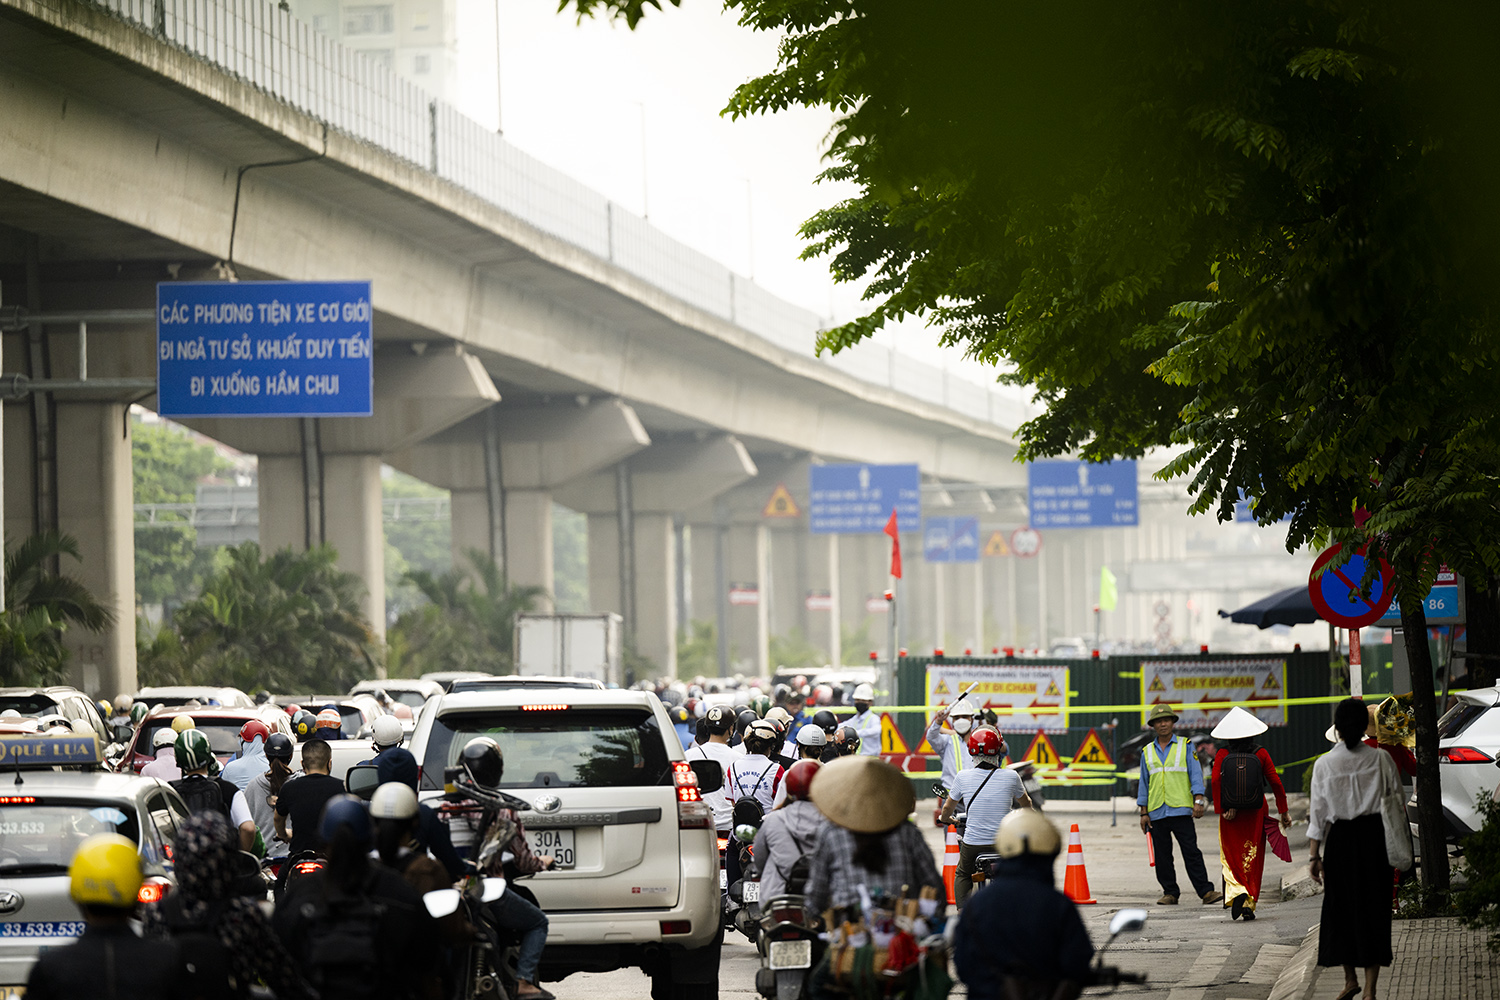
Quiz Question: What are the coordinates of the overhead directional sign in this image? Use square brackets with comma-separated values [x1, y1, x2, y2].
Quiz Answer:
[157, 280, 374, 418]
[923, 516, 980, 563]
[1027, 459, 1138, 527]
[1308, 544, 1395, 629]
[808, 463, 921, 534]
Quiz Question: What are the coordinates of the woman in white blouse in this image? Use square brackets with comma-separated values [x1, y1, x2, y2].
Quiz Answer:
[1307, 697, 1401, 1000]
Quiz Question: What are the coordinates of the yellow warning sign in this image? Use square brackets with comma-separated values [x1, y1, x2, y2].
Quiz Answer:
[984, 530, 1010, 557]
[880, 713, 910, 754]
[1262, 670, 1280, 690]
[763, 483, 800, 518]
[1071, 728, 1113, 767]
[933, 678, 951, 696]
[1022, 730, 1060, 768]
[1043, 679, 1061, 697]
[1147, 674, 1166, 693]
[915, 734, 935, 754]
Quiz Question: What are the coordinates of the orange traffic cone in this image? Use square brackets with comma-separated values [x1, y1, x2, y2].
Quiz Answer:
[942, 824, 960, 905]
[1063, 823, 1097, 905]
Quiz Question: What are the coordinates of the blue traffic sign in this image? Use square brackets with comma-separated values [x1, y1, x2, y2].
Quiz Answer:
[809, 464, 921, 534]
[1308, 545, 1395, 629]
[923, 516, 980, 563]
[1028, 460, 1139, 527]
[1378, 566, 1462, 626]
[157, 281, 374, 418]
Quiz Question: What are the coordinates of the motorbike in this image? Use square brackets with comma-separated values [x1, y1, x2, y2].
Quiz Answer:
[277, 849, 326, 899]
[753, 894, 820, 1000]
[424, 873, 513, 1000]
[1006, 760, 1046, 810]
[986, 908, 1150, 1000]
[727, 798, 763, 940]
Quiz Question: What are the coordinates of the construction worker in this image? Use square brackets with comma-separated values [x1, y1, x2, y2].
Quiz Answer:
[926, 699, 978, 798]
[1138, 705, 1222, 906]
[849, 683, 881, 755]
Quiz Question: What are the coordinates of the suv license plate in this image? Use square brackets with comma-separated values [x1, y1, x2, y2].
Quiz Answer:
[743, 880, 759, 903]
[525, 828, 575, 869]
[769, 939, 811, 970]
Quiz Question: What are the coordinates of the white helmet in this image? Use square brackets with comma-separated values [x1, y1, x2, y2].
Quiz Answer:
[852, 683, 874, 702]
[764, 707, 793, 728]
[795, 723, 827, 747]
[995, 808, 1061, 859]
[370, 781, 419, 821]
[949, 700, 976, 735]
[370, 715, 404, 751]
[152, 727, 177, 750]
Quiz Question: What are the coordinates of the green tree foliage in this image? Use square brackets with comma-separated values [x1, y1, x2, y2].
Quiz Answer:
[132, 422, 234, 608]
[138, 542, 377, 691]
[1454, 794, 1500, 951]
[385, 549, 545, 677]
[769, 626, 825, 675]
[0, 532, 115, 685]
[382, 470, 452, 618]
[676, 619, 721, 679]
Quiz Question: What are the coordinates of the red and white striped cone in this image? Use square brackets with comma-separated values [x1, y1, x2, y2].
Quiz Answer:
[942, 824, 960, 905]
[1062, 823, 1097, 904]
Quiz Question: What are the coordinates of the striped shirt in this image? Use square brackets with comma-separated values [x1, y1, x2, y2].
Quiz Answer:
[951, 765, 1026, 847]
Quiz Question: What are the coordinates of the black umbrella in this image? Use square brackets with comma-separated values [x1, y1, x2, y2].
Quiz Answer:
[1217, 585, 1321, 629]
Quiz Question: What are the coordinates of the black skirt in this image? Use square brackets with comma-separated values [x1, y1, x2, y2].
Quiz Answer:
[1317, 813, 1393, 968]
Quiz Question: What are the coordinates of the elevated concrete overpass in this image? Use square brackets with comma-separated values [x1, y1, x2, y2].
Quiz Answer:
[0, 0, 1026, 691]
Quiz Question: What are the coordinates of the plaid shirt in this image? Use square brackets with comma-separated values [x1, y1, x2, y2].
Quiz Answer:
[805, 822, 943, 913]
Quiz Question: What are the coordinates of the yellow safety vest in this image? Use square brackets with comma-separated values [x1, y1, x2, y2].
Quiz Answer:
[1144, 737, 1194, 812]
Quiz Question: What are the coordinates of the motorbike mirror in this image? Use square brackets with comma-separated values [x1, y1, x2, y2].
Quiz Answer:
[1108, 908, 1148, 937]
[480, 877, 508, 903]
[344, 764, 380, 800]
[688, 759, 723, 793]
[423, 888, 462, 918]
[113, 724, 134, 743]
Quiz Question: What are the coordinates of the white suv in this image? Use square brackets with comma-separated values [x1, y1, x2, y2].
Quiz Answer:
[1433, 683, 1500, 838]
[408, 688, 725, 999]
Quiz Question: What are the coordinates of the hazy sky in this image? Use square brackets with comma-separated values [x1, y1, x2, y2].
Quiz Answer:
[449, 0, 1008, 387]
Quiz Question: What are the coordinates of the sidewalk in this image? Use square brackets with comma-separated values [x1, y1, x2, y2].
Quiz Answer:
[1271, 918, 1500, 1000]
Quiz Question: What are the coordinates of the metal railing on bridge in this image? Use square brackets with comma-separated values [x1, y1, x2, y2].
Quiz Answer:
[49, 0, 1030, 432]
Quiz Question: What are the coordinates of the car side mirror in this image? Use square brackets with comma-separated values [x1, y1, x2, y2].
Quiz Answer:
[345, 764, 380, 800]
[113, 724, 133, 743]
[689, 759, 723, 794]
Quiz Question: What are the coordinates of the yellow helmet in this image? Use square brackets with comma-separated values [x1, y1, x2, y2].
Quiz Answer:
[69, 833, 142, 907]
[170, 714, 196, 733]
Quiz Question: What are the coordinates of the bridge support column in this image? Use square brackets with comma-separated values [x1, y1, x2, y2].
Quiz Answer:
[449, 488, 554, 599]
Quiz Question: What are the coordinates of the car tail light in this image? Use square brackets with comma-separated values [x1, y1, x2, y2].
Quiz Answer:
[673, 761, 712, 829]
[521, 704, 568, 712]
[138, 878, 171, 904]
[716, 837, 729, 852]
[660, 920, 692, 936]
[0, 796, 36, 804]
[1439, 746, 1493, 763]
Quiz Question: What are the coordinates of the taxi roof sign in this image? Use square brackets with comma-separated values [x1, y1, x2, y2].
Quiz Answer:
[0, 734, 101, 768]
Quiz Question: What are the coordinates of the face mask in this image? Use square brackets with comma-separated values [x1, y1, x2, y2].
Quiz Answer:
[952, 718, 973, 735]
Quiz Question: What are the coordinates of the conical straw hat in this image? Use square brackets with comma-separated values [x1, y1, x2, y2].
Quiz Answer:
[809, 755, 915, 833]
[1210, 706, 1268, 741]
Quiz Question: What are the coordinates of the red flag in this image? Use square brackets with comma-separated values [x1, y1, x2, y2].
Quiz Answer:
[884, 508, 902, 579]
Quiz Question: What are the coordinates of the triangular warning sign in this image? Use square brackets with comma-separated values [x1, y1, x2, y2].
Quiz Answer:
[1262, 670, 1281, 690]
[1071, 728, 1113, 767]
[915, 734, 935, 754]
[880, 713, 909, 754]
[1147, 674, 1166, 693]
[1022, 730, 1060, 768]
[984, 530, 1010, 557]
[933, 678, 951, 696]
[763, 483, 800, 518]
[1043, 678, 1061, 697]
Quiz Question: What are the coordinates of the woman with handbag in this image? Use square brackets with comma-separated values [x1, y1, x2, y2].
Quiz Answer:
[1307, 697, 1405, 1000]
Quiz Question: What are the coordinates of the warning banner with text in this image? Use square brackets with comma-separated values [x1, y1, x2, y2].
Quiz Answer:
[925, 664, 1070, 734]
[1139, 658, 1287, 729]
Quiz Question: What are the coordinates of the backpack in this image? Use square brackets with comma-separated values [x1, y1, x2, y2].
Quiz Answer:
[161, 894, 235, 1000]
[1218, 748, 1266, 811]
[172, 776, 230, 819]
[298, 881, 388, 999]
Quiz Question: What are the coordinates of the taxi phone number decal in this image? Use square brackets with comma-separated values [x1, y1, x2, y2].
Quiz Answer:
[0, 922, 86, 938]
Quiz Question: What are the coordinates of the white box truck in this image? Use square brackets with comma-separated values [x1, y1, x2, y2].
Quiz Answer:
[515, 613, 623, 687]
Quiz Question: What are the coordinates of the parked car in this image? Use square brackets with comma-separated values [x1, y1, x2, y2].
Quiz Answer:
[348, 677, 444, 711]
[407, 687, 724, 999]
[134, 685, 255, 709]
[119, 706, 293, 773]
[0, 686, 113, 745]
[1425, 684, 1500, 839]
[419, 671, 491, 691]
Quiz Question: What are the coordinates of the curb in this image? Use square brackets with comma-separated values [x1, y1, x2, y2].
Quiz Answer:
[1279, 864, 1324, 902]
[1267, 924, 1321, 1000]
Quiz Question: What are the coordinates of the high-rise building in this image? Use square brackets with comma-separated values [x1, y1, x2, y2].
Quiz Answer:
[287, 0, 460, 105]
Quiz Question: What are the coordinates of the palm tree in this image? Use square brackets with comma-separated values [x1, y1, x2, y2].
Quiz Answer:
[0, 532, 115, 685]
[389, 549, 546, 677]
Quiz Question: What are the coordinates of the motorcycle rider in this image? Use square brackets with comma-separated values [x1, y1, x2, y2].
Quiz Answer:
[24, 834, 181, 999]
[849, 683, 881, 755]
[811, 709, 839, 737]
[953, 809, 1094, 1000]
[731, 708, 758, 751]
[140, 726, 182, 781]
[793, 723, 827, 762]
[764, 707, 798, 762]
[686, 706, 740, 839]
[108, 693, 134, 728]
[220, 719, 271, 790]
[753, 759, 825, 899]
[940, 728, 1030, 908]
[926, 700, 978, 800]
[170, 729, 239, 819]
[369, 714, 405, 756]
[370, 781, 469, 947]
[375, 747, 466, 880]
[291, 709, 318, 741]
[308, 707, 344, 741]
[725, 720, 787, 891]
[827, 724, 862, 760]
[233, 732, 296, 858]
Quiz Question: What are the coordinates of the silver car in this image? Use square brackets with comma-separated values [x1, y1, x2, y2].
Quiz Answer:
[0, 769, 185, 986]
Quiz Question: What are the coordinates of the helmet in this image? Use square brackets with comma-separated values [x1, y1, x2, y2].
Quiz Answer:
[734, 709, 758, 736]
[370, 715, 403, 751]
[670, 706, 690, 725]
[784, 759, 821, 801]
[967, 728, 1004, 760]
[370, 781, 419, 821]
[460, 737, 504, 788]
[795, 723, 827, 748]
[811, 709, 838, 734]
[292, 710, 317, 739]
[852, 683, 874, 702]
[742, 721, 780, 756]
[264, 733, 295, 761]
[703, 705, 733, 735]
[749, 695, 771, 718]
[238, 720, 270, 746]
[170, 714, 196, 733]
[832, 725, 860, 755]
[764, 707, 793, 729]
[129, 702, 148, 726]
[112, 694, 133, 714]
[812, 684, 834, 706]
[772, 683, 790, 703]
[995, 808, 1062, 859]
[318, 794, 372, 846]
[174, 729, 215, 772]
[151, 727, 177, 751]
[316, 708, 342, 730]
[949, 701, 977, 736]
[69, 833, 142, 907]
[284, 703, 301, 716]
[96, 699, 112, 718]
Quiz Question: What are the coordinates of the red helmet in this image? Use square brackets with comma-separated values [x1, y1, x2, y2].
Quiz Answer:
[239, 719, 271, 744]
[284, 704, 300, 716]
[784, 759, 821, 801]
[967, 728, 1004, 758]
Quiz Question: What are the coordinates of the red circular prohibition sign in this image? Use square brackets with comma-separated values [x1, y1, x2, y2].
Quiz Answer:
[1307, 543, 1395, 629]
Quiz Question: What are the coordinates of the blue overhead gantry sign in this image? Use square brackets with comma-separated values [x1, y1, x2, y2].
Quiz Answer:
[156, 281, 374, 418]
[1027, 460, 1139, 527]
[809, 464, 921, 534]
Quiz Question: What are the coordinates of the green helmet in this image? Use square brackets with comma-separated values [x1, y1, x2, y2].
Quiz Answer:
[749, 695, 772, 718]
[174, 729, 215, 772]
[128, 703, 148, 726]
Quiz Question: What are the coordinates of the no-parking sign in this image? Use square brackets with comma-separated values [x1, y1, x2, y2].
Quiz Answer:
[1307, 544, 1395, 629]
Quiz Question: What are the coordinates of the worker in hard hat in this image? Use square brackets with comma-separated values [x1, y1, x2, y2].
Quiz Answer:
[849, 683, 881, 755]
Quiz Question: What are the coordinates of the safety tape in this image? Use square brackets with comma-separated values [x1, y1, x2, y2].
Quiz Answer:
[827, 692, 1390, 716]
